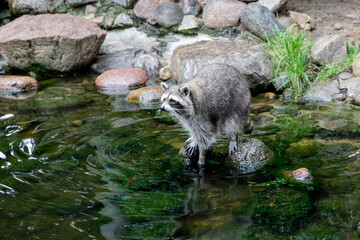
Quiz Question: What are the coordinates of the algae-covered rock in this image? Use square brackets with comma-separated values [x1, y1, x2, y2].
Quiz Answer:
[11, 87, 93, 112]
[252, 188, 311, 233]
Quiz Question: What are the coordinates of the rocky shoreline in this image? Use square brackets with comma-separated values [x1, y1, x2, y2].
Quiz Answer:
[0, 0, 359, 107]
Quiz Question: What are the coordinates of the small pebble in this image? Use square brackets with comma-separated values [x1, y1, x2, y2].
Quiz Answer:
[264, 92, 277, 100]
[332, 93, 347, 101]
[159, 66, 172, 80]
[250, 104, 273, 114]
[290, 167, 313, 183]
[72, 120, 83, 126]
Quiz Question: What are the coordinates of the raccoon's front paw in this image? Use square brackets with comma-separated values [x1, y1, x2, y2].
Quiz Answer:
[185, 141, 198, 156]
[185, 137, 193, 144]
[229, 141, 238, 155]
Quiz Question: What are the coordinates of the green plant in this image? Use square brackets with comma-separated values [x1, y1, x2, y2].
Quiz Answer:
[316, 43, 360, 82]
[265, 29, 313, 99]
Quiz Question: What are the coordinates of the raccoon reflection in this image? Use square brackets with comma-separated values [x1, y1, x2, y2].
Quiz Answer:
[160, 64, 253, 166]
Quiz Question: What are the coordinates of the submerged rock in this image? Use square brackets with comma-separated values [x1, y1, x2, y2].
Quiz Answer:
[290, 168, 313, 183]
[127, 85, 163, 104]
[0, 14, 106, 72]
[304, 80, 340, 102]
[152, 2, 184, 28]
[311, 35, 347, 65]
[170, 40, 273, 89]
[240, 3, 284, 40]
[226, 138, 273, 174]
[202, 0, 247, 29]
[252, 188, 311, 233]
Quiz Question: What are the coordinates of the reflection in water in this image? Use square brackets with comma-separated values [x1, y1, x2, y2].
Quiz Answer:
[0, 89, 37, 100]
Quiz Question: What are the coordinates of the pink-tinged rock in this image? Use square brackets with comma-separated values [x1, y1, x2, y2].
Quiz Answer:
[95, 68, 148, 90]
[354, 93, 360, 106]
[202, 0, 247, 28]
[0, 14, 106, 73]
[290, 168, 313, 183]
[0, 75, 39, 91]
[332, 93, 347, 101]
[105, 18, 114, 28]
[289, 11, 311, 25]
[134, 0, 170, 20]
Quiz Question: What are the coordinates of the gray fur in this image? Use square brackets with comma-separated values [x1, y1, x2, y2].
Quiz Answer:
[160, 64, 253, 166]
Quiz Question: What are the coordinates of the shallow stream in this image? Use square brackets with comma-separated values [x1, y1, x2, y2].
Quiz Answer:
[0, 75, 360, 239]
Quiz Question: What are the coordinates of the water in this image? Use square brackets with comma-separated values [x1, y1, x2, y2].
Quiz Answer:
[0, 75, 360, 239]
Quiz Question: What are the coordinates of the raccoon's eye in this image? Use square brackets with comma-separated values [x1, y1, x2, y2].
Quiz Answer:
[169, 99, 177, 104]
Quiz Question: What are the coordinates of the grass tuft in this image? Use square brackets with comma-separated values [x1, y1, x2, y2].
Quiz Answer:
[265, 29, 313, 99]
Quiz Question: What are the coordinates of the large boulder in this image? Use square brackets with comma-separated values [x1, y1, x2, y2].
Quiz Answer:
[0, 14, 106, 72]
[170, 40, 273, 89]
[240, 3, 284, 40]
[304, 80, 340, 102]
[8, 0, 65, 15]
[152, 1, 183, 28]
[202, 0, 247, 29]
[311, 35, 347, 65]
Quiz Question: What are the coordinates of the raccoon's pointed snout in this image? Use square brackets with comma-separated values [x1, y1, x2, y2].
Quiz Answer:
[160, 105, 166, 112]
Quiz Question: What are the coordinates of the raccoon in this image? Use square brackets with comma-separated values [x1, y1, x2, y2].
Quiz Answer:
[160, 64, 253, 166]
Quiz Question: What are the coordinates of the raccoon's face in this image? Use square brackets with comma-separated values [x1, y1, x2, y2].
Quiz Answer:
[160, 82, 193, 117]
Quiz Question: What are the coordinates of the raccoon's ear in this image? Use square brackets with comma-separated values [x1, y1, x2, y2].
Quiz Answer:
[180, 86, 190, 96]
[160, 82, 169, 90]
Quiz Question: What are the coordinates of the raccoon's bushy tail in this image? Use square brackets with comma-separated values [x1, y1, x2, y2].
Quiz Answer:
[243, 118, 253, 134]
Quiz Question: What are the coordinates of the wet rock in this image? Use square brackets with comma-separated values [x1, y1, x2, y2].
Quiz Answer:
[113, 13, 134, 28]
[180, 0, 201, 16]
[85, 4, 96, 14]
[202, 0, 247, 29]
[311, 35, 347, 65]
[339, 77, 360, 98]
[67, 0, 97, 7]
[304, 80, 340, 102]
[91, 48, 145, 74]
[134, 54, 160, 78]
[152, 2, 183, 28]
[258, 0, 287, 12]
[332, 93, 347, 101]
[134, 0, 165, 21]
[0, 75, 39, 91]
[289, 11, 311, 26]
[354, 93, 360, 106]
[226, 138, 273, 174]
[170, 40, 273, 89]
[252, 188, 311, 233]
[250, 104, 273, 114]
[8, 0, 64, 15]
[127, 86, 163, 103]
[0, 14, 106, 72]
[113, 0, 138, 8]
[240, 3, 284, 40]
[178, 15, 200, 32]
[159, 66, 172, 80]
[352, 53, 360, 77]
[264, 92, 277, 100]
[95, 68, 148, 90]
[290, 168, 313, 183]
[338, 72, 353, 80]
[282, 88, 293, 100]
[99, 28, 158, 54]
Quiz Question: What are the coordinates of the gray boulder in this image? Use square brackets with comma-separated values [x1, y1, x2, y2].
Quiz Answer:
[258, 0, 287, 12]
[226, 138, 273, 174]
[170, 40, 273, 89]
[180, 0, 201, 16]
[134, 54, 160, 78]
[311, 35, 347, 65]
[113, 13, 134, 28]
[91, 48, 145, 74]
[8, 0, 65, 15]
[0, 14, 106, 72]
[304, 80, 340, 102]
[240, 2, 284, 40]
[152, 2, 184, 28]
[112, 0, 138, 8]
[339, 77, 360, 98]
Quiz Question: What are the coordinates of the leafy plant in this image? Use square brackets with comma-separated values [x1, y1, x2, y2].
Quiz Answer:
[316, 42, 360, 82]
[265, 29, 313, 99]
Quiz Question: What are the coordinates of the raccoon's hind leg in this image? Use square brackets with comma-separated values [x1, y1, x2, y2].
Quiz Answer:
[185, 137, 198, 156]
